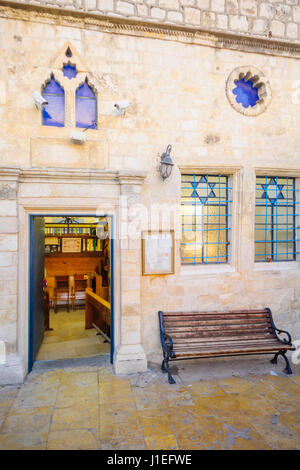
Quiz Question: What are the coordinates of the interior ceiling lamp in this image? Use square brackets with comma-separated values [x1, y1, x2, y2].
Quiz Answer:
[159, 145, 174, 181]
[59, 217, 79, 224]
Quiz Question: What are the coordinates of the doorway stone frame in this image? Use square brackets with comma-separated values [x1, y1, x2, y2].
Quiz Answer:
[0, 166, 147, 384]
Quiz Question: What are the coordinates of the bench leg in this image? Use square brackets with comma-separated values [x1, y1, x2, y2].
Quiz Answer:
[163, 357, 176, 385]
[161, 359, 167, 373]
[270, 352, 280, 365]
[280, 351, 293, 375]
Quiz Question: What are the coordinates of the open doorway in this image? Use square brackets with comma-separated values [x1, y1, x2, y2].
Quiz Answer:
[29, 215, 113, 371]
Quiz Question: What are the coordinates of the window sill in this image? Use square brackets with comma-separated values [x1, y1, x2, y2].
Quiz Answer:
[254, 261, 299, 272]
[180, 264, 236, 277]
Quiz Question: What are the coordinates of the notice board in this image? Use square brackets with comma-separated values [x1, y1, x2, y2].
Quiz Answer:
[142, 231, 174, 275]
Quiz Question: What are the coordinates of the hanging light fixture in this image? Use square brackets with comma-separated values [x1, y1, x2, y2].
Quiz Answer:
[159, 144, 174, 181]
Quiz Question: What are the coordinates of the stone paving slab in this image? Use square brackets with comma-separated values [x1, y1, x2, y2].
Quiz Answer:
[0, 360, 299, 450]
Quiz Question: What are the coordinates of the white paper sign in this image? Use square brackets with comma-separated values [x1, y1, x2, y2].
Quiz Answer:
[143, 232, 174, 274]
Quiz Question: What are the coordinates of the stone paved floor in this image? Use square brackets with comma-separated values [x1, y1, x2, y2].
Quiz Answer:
[36, 309, 110, 361]
[0, 361, 299, 450]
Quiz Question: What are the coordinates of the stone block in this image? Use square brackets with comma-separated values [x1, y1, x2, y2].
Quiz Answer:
[151, 7, 166, 20]
[226, 0, 238, 14]
[270, 20, 285, 37]
[229, 14, 249, 32]
[240, 0, 257, 17]
[0, 252, 16, 267]
[0, 183, 17, 200]
[196, 0, 210, 8]
[137, 4, 148, 17]
[0, 201, 17, 217]
[216, 13, 228, 29]
[116, 1, 135, 16]
[211, 0, 225, 13]
[260, 3, 275, 20]
[252, 18, 268, 34]
[98, 0, 114, 11]
[286, 22, 298, 38]
[185, 7, 201, 24]
[0, 218, 18, 234]
[0, 234, 18, 252]
[274, 4, 292, 21]
[202, 11, 216, 27]
[84, 0, 97, 10]
[293, 6, 300, 23]
[0, 267, 17, 281]
[167, 11, 184, 23]
[159, 0, 179, 9]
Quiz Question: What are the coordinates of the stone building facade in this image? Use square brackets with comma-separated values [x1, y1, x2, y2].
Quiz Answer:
[0, 0, 299, 384]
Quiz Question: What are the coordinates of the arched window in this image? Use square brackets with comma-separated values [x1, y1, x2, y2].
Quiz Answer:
[75, 80, 97, 129]
[42, 76, 65, 127]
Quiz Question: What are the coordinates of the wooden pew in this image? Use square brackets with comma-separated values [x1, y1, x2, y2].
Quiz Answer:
[85, 288, 111, 340]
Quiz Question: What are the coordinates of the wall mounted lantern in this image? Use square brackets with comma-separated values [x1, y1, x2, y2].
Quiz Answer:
[159, 145, 174, 181]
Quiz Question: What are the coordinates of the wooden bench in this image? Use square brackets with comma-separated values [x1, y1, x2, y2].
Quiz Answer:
[85, 288, 111, 341]
[158, 308, 294, 384]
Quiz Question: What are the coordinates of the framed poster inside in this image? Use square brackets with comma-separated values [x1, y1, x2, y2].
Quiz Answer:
[62, 237, 82, 253]
[45, 237, 59, 245]
[142, 231, 174, 275]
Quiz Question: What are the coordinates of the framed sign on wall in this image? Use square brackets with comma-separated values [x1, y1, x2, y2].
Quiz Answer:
[142, 230, 174, 275]
[62, 237, 82, 253]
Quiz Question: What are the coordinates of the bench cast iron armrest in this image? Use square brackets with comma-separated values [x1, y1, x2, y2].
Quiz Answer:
[161, 332, 175, 358]
[275, 328, 292, 345]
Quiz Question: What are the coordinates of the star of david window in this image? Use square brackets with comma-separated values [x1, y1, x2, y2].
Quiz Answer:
[181, 175, 231, 265]
[255, 176, 298, 262]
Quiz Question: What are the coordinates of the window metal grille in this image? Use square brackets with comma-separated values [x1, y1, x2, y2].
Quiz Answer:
[255, 176, 299, 262]
[181, 174, 231, 265]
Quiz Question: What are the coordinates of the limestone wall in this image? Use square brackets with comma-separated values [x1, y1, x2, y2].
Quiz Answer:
[1, 0, 300, 42]
[0, 8, 299, 379]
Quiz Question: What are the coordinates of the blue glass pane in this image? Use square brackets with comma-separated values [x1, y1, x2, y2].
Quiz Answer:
[232, 78, 259, 108]
[43, 77, 64, 96]
[42, 77, 65, 127]
[76, 82, 96, 99]
[63, 63, 77, 79]
[76, 82, 97, 129]
[76, 98, 97, 129]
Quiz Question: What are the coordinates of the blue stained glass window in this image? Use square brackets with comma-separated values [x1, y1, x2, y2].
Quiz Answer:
[233, 78, 259, 108]
[75, 81, 97, 129]
[42, 76, 65, 127]
[181, 175, 231, 265]
[255, 176, 298, 262]
[63, 63, 77, 79]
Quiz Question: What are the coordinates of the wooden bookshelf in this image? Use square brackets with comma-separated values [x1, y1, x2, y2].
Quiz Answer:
[45, 223, 104, 255]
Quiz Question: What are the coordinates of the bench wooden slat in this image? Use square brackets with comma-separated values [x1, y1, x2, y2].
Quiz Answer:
[174, 346, 292, 358]
[173, 338, 282, 347]
[163, 309, 268, 317]
[164, 316, 270, 329]
[164, 314, 270, 322]
[166, 324, 272, 332]
[173, 333, 278, 343]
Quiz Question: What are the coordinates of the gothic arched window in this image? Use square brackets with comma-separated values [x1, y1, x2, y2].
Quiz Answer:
[42, 76, 65, 127]
[75, 80, 97, 129]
